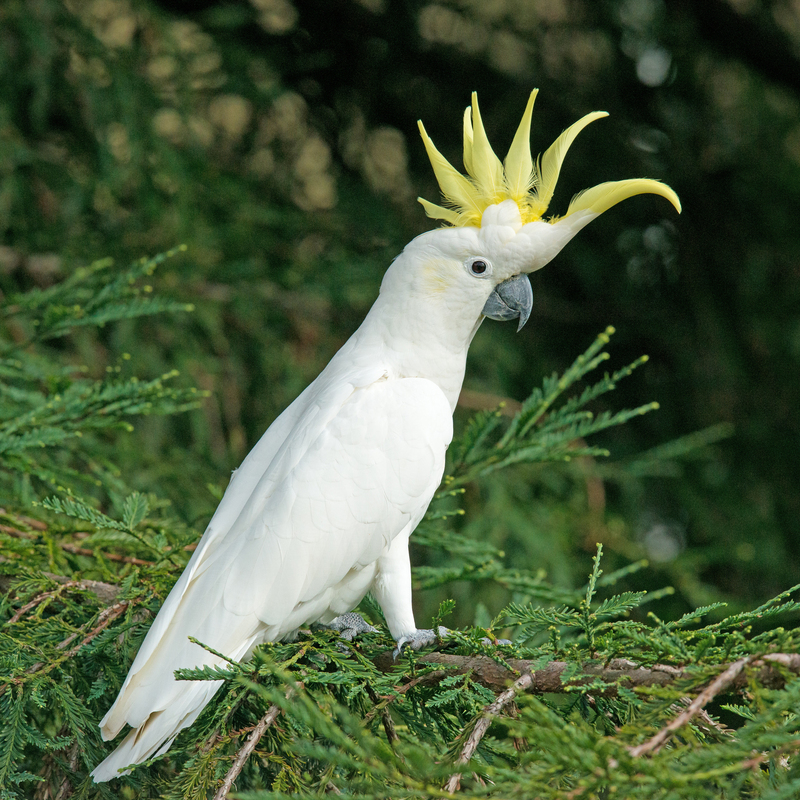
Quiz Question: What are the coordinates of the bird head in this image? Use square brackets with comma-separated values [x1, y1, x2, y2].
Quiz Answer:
[403, 90, 681, 331]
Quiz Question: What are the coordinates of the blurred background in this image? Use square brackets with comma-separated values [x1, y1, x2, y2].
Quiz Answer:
[1, 0, 799, 624]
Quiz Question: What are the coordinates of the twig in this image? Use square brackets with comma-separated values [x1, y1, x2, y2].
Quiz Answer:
[5, 574, 120, 621]
[59, 599, 131, 659]
[0, 599, 131, 698]
[0, 523, 37, 539]
[365, 684, 399, 746]
[8, 584, 75, 624]
[0, 518, 156, 565]
[674, 696, 733, 738]
[54, 740, 80, 800]
[628, 655, 755, 757]
[0, 563, 121, 604]
[363, 669, 451, 725]
[456, 389, 521, 416]
[444, 671, 534, 794]
[57, 541, 154, 566]
[0, 510, 47, 531]
[212, 688, 294, 800]
[0, 510, 199, 567]
[739, 738, 800, 771]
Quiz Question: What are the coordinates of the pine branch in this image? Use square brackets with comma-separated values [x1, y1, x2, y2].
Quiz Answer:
[365, 683, 399, 747]
[374, 652, 800, 696]
[57, 542, 154, 566]
[54, 739, 79, 800]
[628, 655, 757, 757]
[4, 560, 797, 701]
[212, 688, 294, 800]
[1, 506, 198, 572]
[445, 669, 534, 793]
[438, 328, 663, 494]
[0, 564, 120, 605]
[0, 599, 132, 698]
[7, 584, 76, 625]
[362, 670, 452, 725]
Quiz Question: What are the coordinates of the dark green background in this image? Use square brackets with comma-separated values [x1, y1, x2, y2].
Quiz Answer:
[2, 0, 798, 620]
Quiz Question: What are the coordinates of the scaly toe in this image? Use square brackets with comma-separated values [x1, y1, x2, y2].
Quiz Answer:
[393, 626, 448, 659]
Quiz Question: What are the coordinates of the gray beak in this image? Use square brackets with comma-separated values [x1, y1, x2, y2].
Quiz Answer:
[482, 274, 533, 332]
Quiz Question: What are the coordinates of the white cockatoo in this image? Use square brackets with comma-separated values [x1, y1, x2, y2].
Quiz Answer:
[92, 90, 679, 782]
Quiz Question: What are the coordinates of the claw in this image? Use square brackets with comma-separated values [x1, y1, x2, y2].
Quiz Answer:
[321, 613, 378, 643]
[392, 626, 449, 659]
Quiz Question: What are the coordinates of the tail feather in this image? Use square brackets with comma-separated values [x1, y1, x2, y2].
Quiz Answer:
[92, 613, 266, 782]
[91, 680, 221, 782]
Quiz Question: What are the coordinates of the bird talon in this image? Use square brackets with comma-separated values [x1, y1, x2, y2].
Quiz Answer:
[323, 613, 378, 645]
[392, 626, 448, 659]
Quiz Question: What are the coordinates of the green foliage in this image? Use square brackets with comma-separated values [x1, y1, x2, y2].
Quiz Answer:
[4, 542, 799, 799]
[2, 2, 800, 796]
[0, 247, 204, 502]
[449, 326, 657, 483]
[1, 265, 798, 798]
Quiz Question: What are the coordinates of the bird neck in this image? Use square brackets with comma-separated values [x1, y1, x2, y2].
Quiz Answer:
[352, 287, 481, 411]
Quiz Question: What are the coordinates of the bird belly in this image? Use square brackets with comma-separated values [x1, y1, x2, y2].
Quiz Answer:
[277, 559, 379, 640]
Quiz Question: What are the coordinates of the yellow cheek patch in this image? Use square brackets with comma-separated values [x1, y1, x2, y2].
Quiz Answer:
[420, 258, 457, 293]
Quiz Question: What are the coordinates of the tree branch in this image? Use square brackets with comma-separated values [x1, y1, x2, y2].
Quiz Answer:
[0, 599, 131, 698]
[363, 669, 451, 726]
[628, 655, 755, 757]
[0, 509, 198, 573]
[365, 683, 399, 746]
[445, 670, 534, 794]
[0, 562, 121, 605]
[377, 652, 800, 696]
[212, 687, 294, 800]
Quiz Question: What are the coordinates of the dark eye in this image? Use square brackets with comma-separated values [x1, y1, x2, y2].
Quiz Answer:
[464, 257, 492, 278]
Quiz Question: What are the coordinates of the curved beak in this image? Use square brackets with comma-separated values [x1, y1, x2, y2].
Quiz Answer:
[482, 274, 533, 332]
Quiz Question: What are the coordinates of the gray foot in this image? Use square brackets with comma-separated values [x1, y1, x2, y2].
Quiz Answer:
[393, 626, 449, 659]
[323, 612, 379, 642]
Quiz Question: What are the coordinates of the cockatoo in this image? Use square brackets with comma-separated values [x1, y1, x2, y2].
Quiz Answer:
[92, 90, 679, 782]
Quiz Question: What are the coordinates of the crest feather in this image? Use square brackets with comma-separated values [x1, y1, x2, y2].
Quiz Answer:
[417, 120, 482, 219]
[417, 196, 461, 225]
[417, 92, 680, 228]
[468, 93, 505, 200]
[534, 111, 608, 212]
[504, 89, 538, 200]
[462, 107, 474, 177]
[565, 179, 682, 218]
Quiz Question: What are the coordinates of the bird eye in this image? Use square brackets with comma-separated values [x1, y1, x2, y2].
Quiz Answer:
[466, 258, 492, 277]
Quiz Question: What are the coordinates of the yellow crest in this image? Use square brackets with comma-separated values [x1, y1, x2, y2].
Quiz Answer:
[418, 91, 681, 228]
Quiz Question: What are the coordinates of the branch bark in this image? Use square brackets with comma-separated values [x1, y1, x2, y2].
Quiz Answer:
[445, 670, 534, 794]
[375, 652, 800, 696]
[212, 688, 294, 800]
[628, 655, 755, 757]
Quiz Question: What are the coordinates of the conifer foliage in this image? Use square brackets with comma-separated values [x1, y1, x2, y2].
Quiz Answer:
[1, 259, 799, 799]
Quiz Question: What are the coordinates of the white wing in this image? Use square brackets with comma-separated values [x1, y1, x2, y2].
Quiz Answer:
[92, 369, 452, 779]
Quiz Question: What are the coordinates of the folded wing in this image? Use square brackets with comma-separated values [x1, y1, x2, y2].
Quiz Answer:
[92, 373, 452, 780]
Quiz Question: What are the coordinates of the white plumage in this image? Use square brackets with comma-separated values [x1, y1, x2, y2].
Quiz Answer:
[92, 91, 679, 782]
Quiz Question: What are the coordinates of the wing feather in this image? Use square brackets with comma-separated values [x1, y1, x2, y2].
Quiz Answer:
[96, 371, 452, 772]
